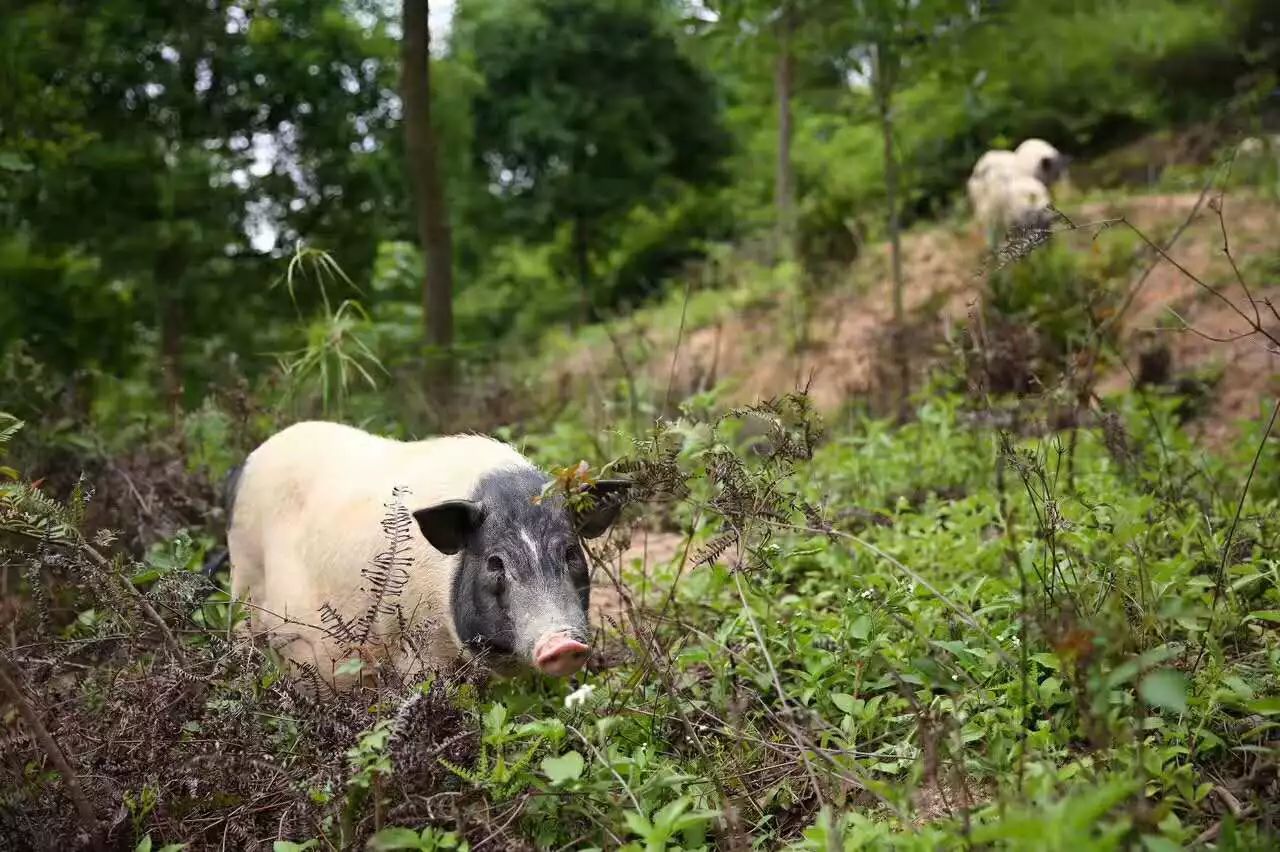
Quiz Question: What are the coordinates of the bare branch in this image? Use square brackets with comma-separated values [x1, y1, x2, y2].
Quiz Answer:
[0, 654, 100, 846]
[1163, 307, 1257, 344]
[73, 537, 184, 658]
[1214, 192, 1262, 329]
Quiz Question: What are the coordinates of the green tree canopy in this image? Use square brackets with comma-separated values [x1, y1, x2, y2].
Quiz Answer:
[454, 0, 732, 315]
[0, 0, 403, 401]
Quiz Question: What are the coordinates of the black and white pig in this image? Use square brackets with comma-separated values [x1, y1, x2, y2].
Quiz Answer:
[226, 421, 628, 688]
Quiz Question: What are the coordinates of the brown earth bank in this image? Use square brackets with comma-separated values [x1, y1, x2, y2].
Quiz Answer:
[560, 190, 1279, 450]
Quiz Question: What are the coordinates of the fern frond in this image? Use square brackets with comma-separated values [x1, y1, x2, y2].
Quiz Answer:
[0, 413, 23, 451]
[438, 755, 482, 786]
[0, 482, 78, 543]
[693, 532, 737, 569]
[318, 603, 360, 648]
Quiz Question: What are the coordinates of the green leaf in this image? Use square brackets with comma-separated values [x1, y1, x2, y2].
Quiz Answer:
[623, 810, 654, 839]
[540, 750, 585, 785]
[850, 615, 871, 640]
[1246, 610, 1280, 624]
[136, 838, 153, 852]
[1038, 676, 1065, 703]
[653, 796, 692, 829]
[0, 152, 32, 172]
[1139, 669, 1188, 714]
[334, 658, 365, 677]
[129, 568, 164, 587]
[367, 827, 426, 851]
[831, 692, 857, 714]
[273, 843, 318, 852]
[1246, 697, 1280, 715]
[1221, 675, 1255, 700]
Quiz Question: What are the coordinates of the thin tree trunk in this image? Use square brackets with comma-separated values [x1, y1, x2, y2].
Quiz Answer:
[401, 0, 455, 391]
[160, 293, 183, 417]
[874, 61, 903, 327]
[873, 45, 908, 417]
[155, 246, 186, 421]
[572, 216, 591, 328]
[774, 5, 796, 261]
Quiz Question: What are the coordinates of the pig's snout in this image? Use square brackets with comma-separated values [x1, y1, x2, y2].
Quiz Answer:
[533, 632, 590, 676]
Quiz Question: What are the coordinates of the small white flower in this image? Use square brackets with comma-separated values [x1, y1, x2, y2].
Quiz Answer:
[564, 684, 596, 710]
[860, 589, 874, 599]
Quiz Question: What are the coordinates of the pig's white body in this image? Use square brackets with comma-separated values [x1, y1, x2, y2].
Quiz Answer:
[979, 172, 1051, 235]
[967, 143, 1060, 240]
[228, 421, 536, 686]
[966, 149, 1018, 229]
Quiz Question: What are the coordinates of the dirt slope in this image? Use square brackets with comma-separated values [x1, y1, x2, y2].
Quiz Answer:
[1082, 192, 1280, 446]
[563, 191, 1279, 447]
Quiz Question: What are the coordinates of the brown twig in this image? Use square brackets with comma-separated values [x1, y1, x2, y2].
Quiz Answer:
[0, 653, 101, 847]
[73, 536, 185, 658]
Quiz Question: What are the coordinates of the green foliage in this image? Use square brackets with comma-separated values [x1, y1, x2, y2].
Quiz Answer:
[539, 749, 585, 784]
[273, 247, 386, 418]
[345, 719, 395, 825]
[985, 227, 1138, 370]
[0, 415, 82, 544]
[437, 702, 551, 800]
[455, 0, 730, 312]
[273, 842, 318, 852]
[3, 2, 1280, 849]
[0, 0, 401, 402]
[1139, 669, 1189, 715]
[622, 795, 720, 852]
[5, 371, 1280, 848]
[134, 836, 185, 852]
[367, 826, 468, 851]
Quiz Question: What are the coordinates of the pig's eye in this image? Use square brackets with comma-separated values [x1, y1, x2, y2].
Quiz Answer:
[486, 555, 505, 574]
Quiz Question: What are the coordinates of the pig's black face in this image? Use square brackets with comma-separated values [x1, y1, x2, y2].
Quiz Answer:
[413, 468, 628, 677]
[1038, 153, 1070, 186]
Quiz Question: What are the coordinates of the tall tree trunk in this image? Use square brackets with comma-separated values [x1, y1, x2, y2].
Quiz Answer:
[159, 293, 184, 417]
[572, 216, 592, 328]
[774, 5, 796, 262]
[873, 44, 908, 416]
[155, 246, 186, 422]
[401, 0, 455, 392]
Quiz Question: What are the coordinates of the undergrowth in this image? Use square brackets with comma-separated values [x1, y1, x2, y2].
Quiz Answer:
[3, 376, 1278, 849]
[2, 181, 1279, 851]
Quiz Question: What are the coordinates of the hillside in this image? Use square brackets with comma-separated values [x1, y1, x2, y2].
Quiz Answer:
[555, 188, 1280, 449]
[5, 0, 1280, 848]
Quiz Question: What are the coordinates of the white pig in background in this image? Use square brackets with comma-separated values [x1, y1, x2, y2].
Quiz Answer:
[1013, 138, 1070, 187]
[967, 138, 1068, 242]
[224, 421, 629, 689]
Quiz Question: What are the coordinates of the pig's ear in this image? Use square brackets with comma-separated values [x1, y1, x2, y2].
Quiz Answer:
[574, 480, 631, 539]
[414, 500, 484, 555]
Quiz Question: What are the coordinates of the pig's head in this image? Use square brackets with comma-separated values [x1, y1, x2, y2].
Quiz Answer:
[1015, 138, 1070, 187]
[414, 467, 629, 677]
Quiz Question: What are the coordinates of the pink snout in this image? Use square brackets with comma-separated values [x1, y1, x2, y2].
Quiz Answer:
[533, 633, 591, 676]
